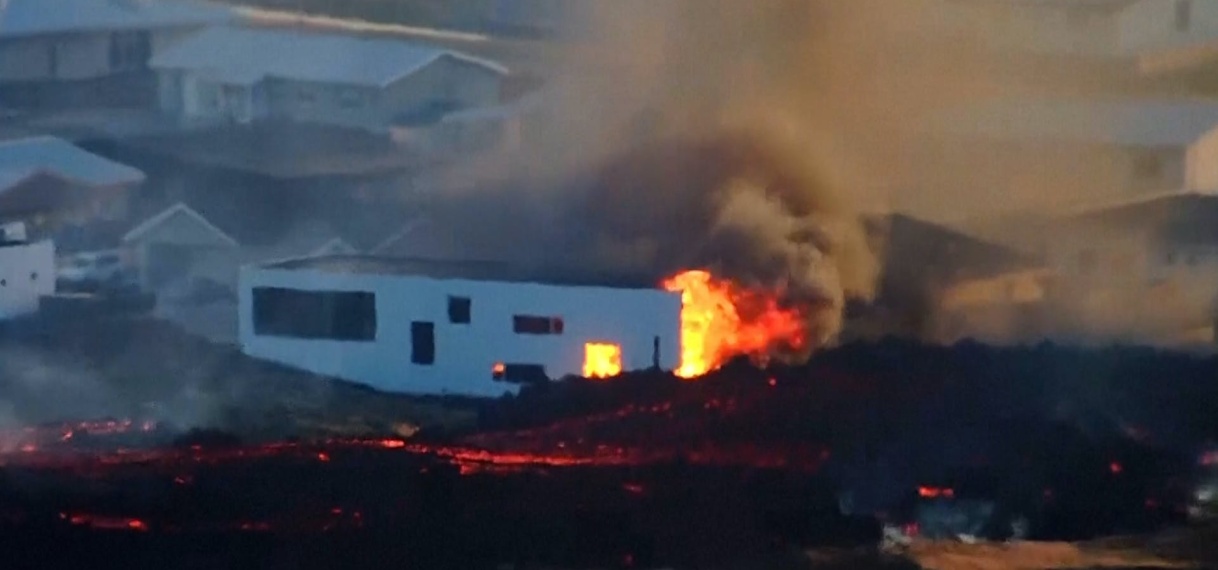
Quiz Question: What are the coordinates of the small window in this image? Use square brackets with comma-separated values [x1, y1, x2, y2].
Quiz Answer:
[411, 321, 435, 365]
[0, 279, 6, 287]
[1176, 0, 1192, 32]
[513, 315, 562, 335]
[30, 272, 37, 281]
[448, 296, 471, 324]
[339, 88, 365, 109]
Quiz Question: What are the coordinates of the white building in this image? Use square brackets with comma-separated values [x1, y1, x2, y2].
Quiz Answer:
[0, 0, 234, 109]
[923, 98, 1218, 205]
[238, 255, 682, 397]
[149, 26, 508, 130]
[0, 222, 55, 320]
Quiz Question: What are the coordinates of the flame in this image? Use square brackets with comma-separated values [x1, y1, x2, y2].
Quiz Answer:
[661, 270, 807, 378]
[583, 342, 623, 379]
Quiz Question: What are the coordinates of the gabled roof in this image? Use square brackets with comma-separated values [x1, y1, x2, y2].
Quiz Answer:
[1052, 191, 1218, 245]
[150, 26, 509, 88]
[123, 202, 239, 247]
[864, 213, 1041, 286]
[0, 136, 145, 193]
[927, 98, 1218, 147]
[0, 0, 233, 39]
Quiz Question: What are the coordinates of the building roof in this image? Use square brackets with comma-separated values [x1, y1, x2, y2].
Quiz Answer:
[864, 213, 1041, 286]
[150, 25, 509, 88]
[122, 202, 239, 247]
[927, 98, 1218, 147]
[1054, 191, 1218, 245]
[0, 136, 145, 194]
[0, 0, 233, 38]
[258, 254, 664, 290]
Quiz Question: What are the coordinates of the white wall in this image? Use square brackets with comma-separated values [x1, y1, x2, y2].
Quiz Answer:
[0, 240, 55, 320]
[238, 266, 683, 398]
[1118, 0, 1218, 53]
[1187, 126, 1218, 192]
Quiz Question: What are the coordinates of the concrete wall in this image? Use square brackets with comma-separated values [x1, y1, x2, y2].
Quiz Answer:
[1118, 0, 1218, 53]
[0, 240, 55, 320]
[238, 266, 682, 397]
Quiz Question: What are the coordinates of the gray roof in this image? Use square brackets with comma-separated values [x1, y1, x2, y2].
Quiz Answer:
[150, 26, 509, 88]
[0, 136, 145, 192]
[927, 99, 1218, 147]
[0, 0, 233, 38]
[259, 254, 662, 290]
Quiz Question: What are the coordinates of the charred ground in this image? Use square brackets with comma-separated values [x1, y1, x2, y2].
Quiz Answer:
[3, 318, 1218, 568]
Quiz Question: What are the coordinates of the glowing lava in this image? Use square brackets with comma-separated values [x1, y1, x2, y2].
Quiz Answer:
[661, 270, 807, 379]
[583, 342, 623, 379]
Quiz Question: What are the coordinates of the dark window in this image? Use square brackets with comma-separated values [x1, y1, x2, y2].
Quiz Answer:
[1176, 0, 1192, 32]
[448, 296, 472, 324]
[29, 272, 37, 281]
[252, 287, 377, 341]
[411, 321, 435, 365]
[491, 363, 548, 384]
[513, 315, 563, 335]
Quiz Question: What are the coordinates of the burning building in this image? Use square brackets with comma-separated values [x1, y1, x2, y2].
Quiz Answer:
[0, 221, 54, 320]
[237, 254, 682, 397]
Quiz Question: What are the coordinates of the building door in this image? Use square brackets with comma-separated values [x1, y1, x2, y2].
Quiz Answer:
[411, 321, 435, 365]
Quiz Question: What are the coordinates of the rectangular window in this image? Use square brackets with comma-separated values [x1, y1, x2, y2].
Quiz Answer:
[411, 321, 435, 365]
[1176, 0, 1192, 32]
[513, 315, 563, 335]
[252, 287, 376, 341]
[339, 88, 365, 109]
[448, 296, 471, 324]
[491, 362, 548, 384]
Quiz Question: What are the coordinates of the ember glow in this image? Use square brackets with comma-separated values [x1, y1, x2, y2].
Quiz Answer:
[583, 342, 623, 379]
[661, 270, 807, 378]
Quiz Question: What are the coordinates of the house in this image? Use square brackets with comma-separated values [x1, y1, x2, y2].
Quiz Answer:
[0, 135, 145, 235]
[922, 98, 1218, 209]
[238, 255, 682, 397]
[120, 202, 239, 292]
[0, 0, 234, 110]
[1021, 191, 1218, 344]
[0, 221, 55, 320]
[1118, 0, 1217, 54]
[149, 26, 509, 130]
[936, 0, 1135, 57]
[846, 213, 1049, 344]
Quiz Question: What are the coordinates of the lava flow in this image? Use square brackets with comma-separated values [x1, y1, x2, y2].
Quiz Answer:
[662, 270, 808, 378]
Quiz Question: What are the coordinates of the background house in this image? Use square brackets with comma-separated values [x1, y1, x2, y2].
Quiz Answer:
[149, 26, 508, 131]
[920, 98, 1218, 214]
[0, 0, 234, 110]
[0, 135, 145, 240]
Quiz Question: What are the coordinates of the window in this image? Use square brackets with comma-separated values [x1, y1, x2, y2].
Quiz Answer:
[1176, 0, 1192, 32]
[1133, 154, 1164, 180]
[339, 88, 365, 109]
[448, 296, 471, 324]
[411, 321, 435, 365]
[491, 362, 548, 384]
[298, 86, 318, 105]
[108, 31, 151, 71]
[252, 287, 377, 341]
[513, 315, 563, 335]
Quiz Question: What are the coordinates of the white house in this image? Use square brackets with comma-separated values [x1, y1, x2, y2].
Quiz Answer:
[0, 135, 146, 231]
[238, 255, 682, 398]
[923, 98, 1218, 204]
[0, 222, 55, 320]
[149, 26, 509, 130]
[0, 0, 234, 109]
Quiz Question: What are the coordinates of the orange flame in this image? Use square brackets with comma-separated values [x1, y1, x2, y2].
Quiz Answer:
[583, 342, 623, 379]
[661, 270, 807, 379]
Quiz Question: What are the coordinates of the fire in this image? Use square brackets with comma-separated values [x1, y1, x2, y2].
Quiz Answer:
[661, 270, 807, 378]
[583, 342, 623, 379]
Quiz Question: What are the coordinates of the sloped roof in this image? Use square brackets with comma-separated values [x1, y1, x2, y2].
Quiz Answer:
[0, 136, 145, 193]
[150, 26, 508, 88]
[1054, 191, 1218, 245]
[865, 213, 1041, 286]
[927, 98, 1218, 147]
[123, 202, 238, 247]
[0, 0, 233, 38]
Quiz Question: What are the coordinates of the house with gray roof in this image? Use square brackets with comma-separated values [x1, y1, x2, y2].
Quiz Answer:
[922, 98, 1218, 205]
[0, 0, 234, 110]
[149, 26, 508, 130]
[0, 135, 145, 235]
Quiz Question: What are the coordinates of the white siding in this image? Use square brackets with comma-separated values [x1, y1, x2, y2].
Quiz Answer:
[0, 240, 55, 320]
[0, 38, 53, 81]
[1118, 0, 1218, 53]
[238, 267, 683, 398]
[1187, 126, 1218, 192]
[53, 33, 111, 80]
